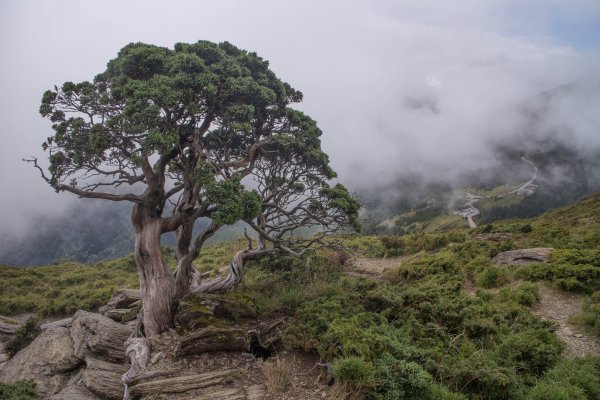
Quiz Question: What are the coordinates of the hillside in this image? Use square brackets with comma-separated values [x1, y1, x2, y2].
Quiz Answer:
[1, 193, 600, 399]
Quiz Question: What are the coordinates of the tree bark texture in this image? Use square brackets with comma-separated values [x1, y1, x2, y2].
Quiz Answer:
[194, 248, 268, 294]
[133, 216, 176, 336]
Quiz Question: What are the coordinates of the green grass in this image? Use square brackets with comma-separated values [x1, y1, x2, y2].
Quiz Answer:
[0, 256, 138, 316]
[3, 192, 600, 399]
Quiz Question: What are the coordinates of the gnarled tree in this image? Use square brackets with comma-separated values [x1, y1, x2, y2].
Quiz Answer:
[32, 41, 361, 396]
[31, 40, 321, 336]
[191, 133, 362, 293]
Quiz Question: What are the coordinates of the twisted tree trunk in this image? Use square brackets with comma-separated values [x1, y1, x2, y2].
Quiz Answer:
[175, 221, 220, 298]
[195, 246, 269, 294]
[132, 212, 176, 337]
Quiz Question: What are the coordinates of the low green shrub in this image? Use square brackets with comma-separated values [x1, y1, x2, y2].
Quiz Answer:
[578, 291, 600, 337]
[6, 316, 40, 357]
[516, 249, 600, 294]
[333, 356, 375, 391]
[0, 381, 38, 399]
[477, 265, 510, 288]
[522, 357, 600, 400]
[497, 283, 540, 307]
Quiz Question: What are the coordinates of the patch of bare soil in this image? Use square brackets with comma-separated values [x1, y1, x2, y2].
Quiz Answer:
[533, 286, 600, 357]
[346, 256, 406, 279]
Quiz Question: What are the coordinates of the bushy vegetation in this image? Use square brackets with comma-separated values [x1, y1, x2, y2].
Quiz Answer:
[516, 249, 600, 294]
[524, 357, 600, 400]
[0, 382, 38, 400]
[380, 231, 467, 257]
[0, 257, 138, 316]
[0, 241, 243, 317]
[278, 248, 563, 399]
[5, 316, 41, 357]
[3, 192, 600, 399]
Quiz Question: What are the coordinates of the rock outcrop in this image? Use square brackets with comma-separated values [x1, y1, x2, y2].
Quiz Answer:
[71, 310, 132, 362]
[0, 327, 82, 396]
[0, 311, 132, 398]
[492, 248, 553, 265]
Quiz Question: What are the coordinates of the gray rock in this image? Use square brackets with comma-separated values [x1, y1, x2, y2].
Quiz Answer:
[492, 248, 553, 265]
[49, 386, 100, 400]
[0, 327, 81, 397]
[70, 310, 132, 362]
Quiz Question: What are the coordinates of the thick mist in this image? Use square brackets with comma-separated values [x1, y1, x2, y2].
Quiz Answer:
[1, 0, 600, 263]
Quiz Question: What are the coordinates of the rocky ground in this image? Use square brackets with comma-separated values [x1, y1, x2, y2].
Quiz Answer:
[533, 286, 600, 357]
[0, 291, 330, 400]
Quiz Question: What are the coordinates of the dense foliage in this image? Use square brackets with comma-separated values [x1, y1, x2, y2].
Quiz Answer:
[0, 382, 38, 400]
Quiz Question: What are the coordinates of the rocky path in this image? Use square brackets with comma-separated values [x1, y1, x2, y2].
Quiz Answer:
[533, 286, 600, 357]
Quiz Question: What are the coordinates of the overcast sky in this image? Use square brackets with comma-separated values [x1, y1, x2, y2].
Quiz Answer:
[1, 0, 600, 237]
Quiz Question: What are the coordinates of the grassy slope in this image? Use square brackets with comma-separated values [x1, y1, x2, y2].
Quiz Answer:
[2, 193, 600, 399]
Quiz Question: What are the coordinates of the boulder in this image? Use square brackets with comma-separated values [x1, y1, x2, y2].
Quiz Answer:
[0, 327, 81, 397]
[82, 357, 127, 400]
[49, 387, 100, 400]
[492, 248, 553, 265]
[70, 310, 132, 362]
[175, 328, 250, 357]
[41, 317, 73, 331]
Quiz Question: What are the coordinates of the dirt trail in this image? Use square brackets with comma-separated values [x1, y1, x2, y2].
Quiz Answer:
[533, 286, 600, 357]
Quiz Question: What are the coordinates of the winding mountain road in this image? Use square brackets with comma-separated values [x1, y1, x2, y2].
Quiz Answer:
[453, 157, 537, 228]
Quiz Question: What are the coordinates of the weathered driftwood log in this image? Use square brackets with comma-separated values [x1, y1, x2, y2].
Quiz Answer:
[82, 357, 128, 400]
[128, 369, 237, 397]
[126, 368, 183, 386]
[175, 328, 250, 357]
[103, 309, 137, 323]
[0, 327, 82, 397]
[492, 248, 553, 265]
[121, 337, 150, 393]
[70, 311, 132, 362]
[99, 289, 141, 322]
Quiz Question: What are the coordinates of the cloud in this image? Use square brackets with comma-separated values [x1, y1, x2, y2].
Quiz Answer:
[0, 0, 599, 241]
